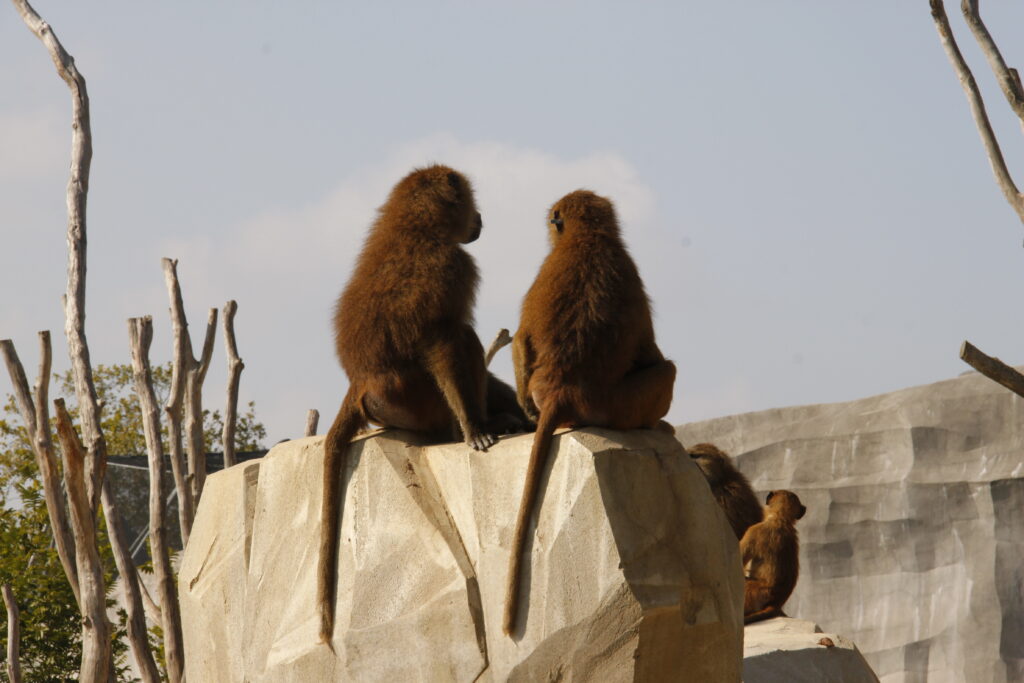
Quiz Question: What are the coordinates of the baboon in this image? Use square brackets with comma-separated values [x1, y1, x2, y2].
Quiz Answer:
[318, 164, 529, 644]
[689, 443, 763, 540]
[740, 489, 806, 624]
[504, 190, 676, 635]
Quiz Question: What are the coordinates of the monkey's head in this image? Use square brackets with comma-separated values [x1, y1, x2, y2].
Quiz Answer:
[688, 442, 732, 483]
[765, 490, 806, 522]
[391, 164, 482, 244]
[546, 190, 619, 245]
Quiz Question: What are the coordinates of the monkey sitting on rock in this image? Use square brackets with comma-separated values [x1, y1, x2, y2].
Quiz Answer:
[688, 442, 763, 541]
[504, 189, 677, 636]
[740, 489, 806, 624]
[317, 164, 529, 644]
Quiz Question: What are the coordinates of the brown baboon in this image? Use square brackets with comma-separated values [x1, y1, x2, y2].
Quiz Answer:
[740, 489, 806, 624]
[318, 164, 529, 644]
[689, 443, 763, 540]
[504, 190, 676, 636]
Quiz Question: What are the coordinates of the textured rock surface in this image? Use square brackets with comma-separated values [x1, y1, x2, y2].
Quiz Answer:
[677, 370, 1024, 683]
[743, 617, 878, 682]
[179, 428, 744, 682]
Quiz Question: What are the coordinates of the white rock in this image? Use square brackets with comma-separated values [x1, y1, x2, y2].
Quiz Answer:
[743, 617, 878, 682]
[678, 370, 1024, 682]
[179, 428, 744, 682]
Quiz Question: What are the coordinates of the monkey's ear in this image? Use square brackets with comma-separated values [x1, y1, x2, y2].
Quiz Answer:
[437, 171, 461, 205]
[765, 491, 775, 505]
[797, 505, 806, 519]
[550, 210, 564, 232]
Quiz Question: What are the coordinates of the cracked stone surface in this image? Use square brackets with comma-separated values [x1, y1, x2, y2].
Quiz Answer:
[743, 617, 878, 683]
[677, 370, 1024, 683]
[179, 428, 744, 682]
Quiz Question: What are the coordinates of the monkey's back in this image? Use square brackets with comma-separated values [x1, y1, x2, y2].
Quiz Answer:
[742, 518, 800, 600]
[521, 231, 652, 388]
[334, 220, 478, 377]
[719, 476, 765, 540]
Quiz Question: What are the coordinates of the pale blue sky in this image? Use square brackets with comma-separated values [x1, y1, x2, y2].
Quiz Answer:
[2, 2, 1023, 445]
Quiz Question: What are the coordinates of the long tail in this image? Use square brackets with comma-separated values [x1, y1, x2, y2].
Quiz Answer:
[318, 390, 365, 645]
[503, 406, 562, 636]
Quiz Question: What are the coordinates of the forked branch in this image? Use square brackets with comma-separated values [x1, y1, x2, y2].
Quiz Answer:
[930, 0, 1024, 223]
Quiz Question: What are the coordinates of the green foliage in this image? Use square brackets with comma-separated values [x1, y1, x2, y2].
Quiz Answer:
[0, 363, 266, 681]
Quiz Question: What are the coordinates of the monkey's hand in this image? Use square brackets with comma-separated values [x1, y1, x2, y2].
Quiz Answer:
[464, 427, 497, 451]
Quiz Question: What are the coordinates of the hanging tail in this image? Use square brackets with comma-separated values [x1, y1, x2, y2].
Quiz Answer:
[503, 405, 563, 636]
[318, 390, 365, 644]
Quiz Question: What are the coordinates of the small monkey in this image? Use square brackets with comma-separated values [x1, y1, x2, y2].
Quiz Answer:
[740, 489, 806, 624]
[318, 165, 528, 644]
[504, 190, 676, 635]
[689, 443, 763, 540]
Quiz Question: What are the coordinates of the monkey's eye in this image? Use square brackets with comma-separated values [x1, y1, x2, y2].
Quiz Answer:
[550, 210, 564, 228]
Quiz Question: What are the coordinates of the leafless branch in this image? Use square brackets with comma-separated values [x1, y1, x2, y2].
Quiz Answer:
[960, 0, 1024, 122]
[138, 577, 162, 624]
[222, 301, 244, 468]
[100, 481, 161, 683]
[53, 398, 110, 683]
[162, 258, 195, 545]
[2, 584, 21, 683]
[185, 307, 217, 505]
[129, 316, 185, 683]
[11, 0, 113, 510]
[0, 336, 79, 608]
[485, 328, 512, 368]
[305, 409, 320, 437]
[930, 0, 1024, 223]
[960, 340, 1024, 397]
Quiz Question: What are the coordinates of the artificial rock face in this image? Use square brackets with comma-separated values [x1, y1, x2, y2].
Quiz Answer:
[743, 617, 878, 683]
[179, 428, 744, 682]
[678, 370, 1024, 683]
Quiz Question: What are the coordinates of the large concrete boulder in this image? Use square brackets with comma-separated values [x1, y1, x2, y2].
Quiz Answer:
[743, 617, 878, 683]
[677, 370, 1024, 682]
[179, 428, 744, 682]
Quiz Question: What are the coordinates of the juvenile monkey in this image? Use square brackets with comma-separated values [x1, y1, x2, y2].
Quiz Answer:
[504, 190, 676, 635]
[689, 443, 763, 540]
[740, 489, 806, 624]
[318, 164, 528, 643]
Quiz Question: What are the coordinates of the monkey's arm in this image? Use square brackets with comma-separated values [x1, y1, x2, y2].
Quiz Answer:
[512, 331, 539, 421]
[423, 327, 496, 451]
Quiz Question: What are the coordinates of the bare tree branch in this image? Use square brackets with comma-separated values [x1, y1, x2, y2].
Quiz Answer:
[305, 409, 320, 437]
[162, 258, 195, 545]
[2, 584, 21, 683]
[960, 340, 1024, 397]
[11, 0, 112, 510]
[0, 336, 80, 608]
[138, 576, 162, 624]
[222, 301, 244, 468]
[930, 0, 1024, 223]
[960, 0, 1024, 121]
[53, 399, 110, 683]
[100, 480, 161, 683]
[186, 307, 217, 505]
[485, 328, 512, 368]
[129, 316, 185, 683]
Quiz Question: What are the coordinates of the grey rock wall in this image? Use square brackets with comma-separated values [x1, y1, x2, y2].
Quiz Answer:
[743, 617, 878, 683]
[677, 370, 1024, 683]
